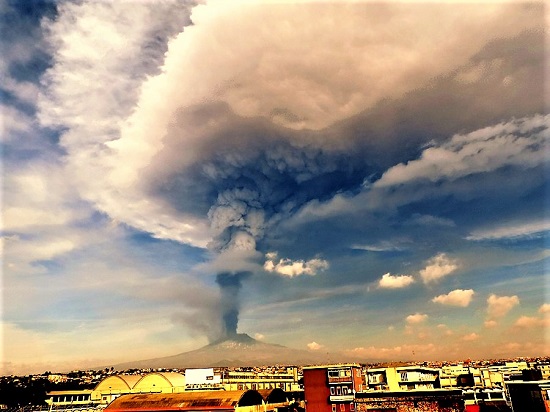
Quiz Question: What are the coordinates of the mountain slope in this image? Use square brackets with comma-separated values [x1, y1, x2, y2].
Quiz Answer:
[110, 334, 342, 370]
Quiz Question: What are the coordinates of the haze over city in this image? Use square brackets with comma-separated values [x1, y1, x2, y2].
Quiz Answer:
[2, 0, 549, 376]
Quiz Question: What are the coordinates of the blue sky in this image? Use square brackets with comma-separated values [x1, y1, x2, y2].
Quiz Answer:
[1, 0, 549, 375]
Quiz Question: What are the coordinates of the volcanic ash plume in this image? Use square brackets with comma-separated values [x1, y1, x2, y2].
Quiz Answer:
[215, 271, 251, 341]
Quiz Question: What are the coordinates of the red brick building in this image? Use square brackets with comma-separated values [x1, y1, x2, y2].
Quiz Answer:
[303, 365, 464, 412]
[303, 364, 363, 412]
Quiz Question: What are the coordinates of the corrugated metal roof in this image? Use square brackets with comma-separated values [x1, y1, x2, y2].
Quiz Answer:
[106, 390, 264, 411]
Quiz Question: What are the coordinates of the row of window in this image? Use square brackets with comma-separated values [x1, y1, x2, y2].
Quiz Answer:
[225, 375, 294, 380]
[331, 403, 355, 412]
[330, 386, 351, 396]
[236, 383, 287, 390]
[51, 396, 91, 403]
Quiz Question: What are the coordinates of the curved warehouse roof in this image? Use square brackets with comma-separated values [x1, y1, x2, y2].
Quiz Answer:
[134, 373, 186, 392]
[95, 375, 143, 392]
[94, 373, 186, 394]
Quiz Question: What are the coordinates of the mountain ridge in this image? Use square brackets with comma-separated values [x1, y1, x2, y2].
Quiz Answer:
[109, 333, 353, 370]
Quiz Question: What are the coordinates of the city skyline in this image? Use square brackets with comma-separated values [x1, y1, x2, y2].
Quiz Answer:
[2, 0, 549, 375]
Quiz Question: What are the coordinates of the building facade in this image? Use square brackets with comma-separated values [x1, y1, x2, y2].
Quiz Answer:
[302, 364, 363, 412]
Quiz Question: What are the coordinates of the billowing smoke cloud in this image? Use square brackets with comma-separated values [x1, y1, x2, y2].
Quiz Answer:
[36, 1, 545, 343]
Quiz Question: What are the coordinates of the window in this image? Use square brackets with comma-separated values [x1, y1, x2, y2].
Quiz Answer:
[342, 387, 348, 395]
[339, 404, 345, 411]
[330, 387, 336, 395]
[350, 404, 355, 412]
[332, 405, 337, 412]
[336, 387, 342, 396]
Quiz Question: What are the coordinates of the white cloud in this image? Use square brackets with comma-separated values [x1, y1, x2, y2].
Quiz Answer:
[538, 303, 550, 314]
[291, 113, 549, 226]
[484, 320, 498, 328]
[1, 104, 35, 138]
[348, 343, 436, 359]
[378, 273, 415, 289]
[37, 0, 209, 248]
[487, 294, 519, 319]
[307, 341, 322, 350]
[375, 115, 549, 188]
[264, 252, 329, 277]
[351, 242, 405, 252]
[462, 333, 479, 341]
[513, 316, 549, 329]
[432, 289, 474, 307]
[254, 333, 265, 341]
[419, 253, 459, 283]
[437, 324, 454, 336]
[406, 313, 428, 324]
[467, 219, 550, 241]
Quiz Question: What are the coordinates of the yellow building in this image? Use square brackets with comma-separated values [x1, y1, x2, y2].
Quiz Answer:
[47, 372, 187, 408]
[365, 366, 440, 391]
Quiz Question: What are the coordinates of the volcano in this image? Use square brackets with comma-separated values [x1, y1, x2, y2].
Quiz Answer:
[110, 334, 340, 370]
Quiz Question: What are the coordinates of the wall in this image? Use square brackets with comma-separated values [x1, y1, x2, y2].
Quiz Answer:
[355, 395, 463, 412]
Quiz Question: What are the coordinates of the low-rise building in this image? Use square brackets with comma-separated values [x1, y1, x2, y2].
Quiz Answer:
[506, 380, 550, 412]
[303, 364, 363, 412]
[365, 366, 440, 391]
[221, 367, 300, 392]
[355, 389, 464, 412]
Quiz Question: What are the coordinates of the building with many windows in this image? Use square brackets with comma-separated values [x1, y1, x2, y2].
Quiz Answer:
[365, 366, 440, 391]
[302, 364, 363, 412]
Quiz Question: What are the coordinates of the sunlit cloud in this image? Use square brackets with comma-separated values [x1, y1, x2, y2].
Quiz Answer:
[419, 253, 459, 284]
[487, 294, 519, 319]
[264, 252, 329, 277]
[406, 313, 428, 324]
[378, 273, 415, 289]
[432, 289, 474, 307]
[513, 316, 550, 329]
[467, 219, 550, 241]
[462, 333, 479, 341]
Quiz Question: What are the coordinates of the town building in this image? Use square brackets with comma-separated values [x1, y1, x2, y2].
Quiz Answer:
[221, 367, 301, 392]
[303, 364, 463, 412]
[302, 364, 363, 412]
[47, 372, 187, 408]
[46, 390, 94, 408]
[354, 389, 464, 412]
[365, 366, 440, 391]
[506, 380, 550, 412]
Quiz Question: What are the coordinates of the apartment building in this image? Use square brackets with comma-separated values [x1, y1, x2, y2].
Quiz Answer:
[303, 364, 363, 412]
[365, 366, 440, 391]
